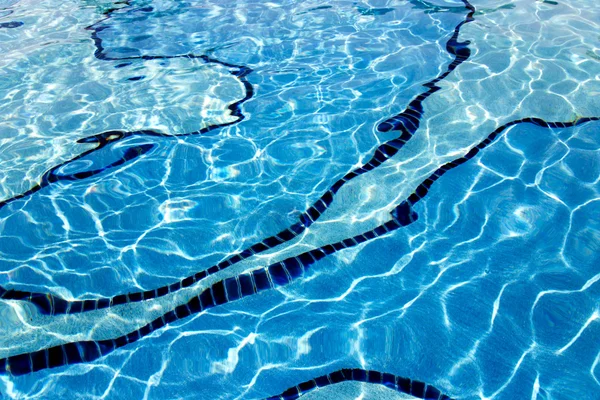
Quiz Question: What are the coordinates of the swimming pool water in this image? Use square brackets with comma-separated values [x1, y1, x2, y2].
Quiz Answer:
[0, 0, 599, 398]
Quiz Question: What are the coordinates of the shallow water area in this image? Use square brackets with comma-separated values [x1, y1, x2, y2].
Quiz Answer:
[0, 0, 599, 399]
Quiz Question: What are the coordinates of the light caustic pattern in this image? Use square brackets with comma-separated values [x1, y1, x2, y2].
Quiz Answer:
[0, 0, 599, 399]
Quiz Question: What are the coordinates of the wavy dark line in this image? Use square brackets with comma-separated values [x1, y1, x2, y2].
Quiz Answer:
[2, 0, 597, 380]
[2, 115, 598, 376]
[0, 0, 477, 315]
[377, 0, 475, 134]
[0, 21, 22, 29]
[263, 368, 453, 400]
[0, 5, 254, 212]
[403, 117, 600, 207]
[0, 202, 417, 376]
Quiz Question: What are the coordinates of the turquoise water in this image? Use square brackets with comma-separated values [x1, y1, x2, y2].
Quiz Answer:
[0, 0, 599, 398]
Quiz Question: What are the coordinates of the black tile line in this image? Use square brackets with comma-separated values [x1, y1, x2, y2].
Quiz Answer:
[0, 3, 255, 212]
[0, 141, 156, 210]
[0, 196, 417, 376]
[401, 117, 600, 209]
[0, 21, 23, 29]
[0, 2, 254, 305]
[297, 0, 475, 231]
[2, 116, 598, 376]
[376, 0, 475, 134]
[0, 0, 477, 314]
[263, 368, 454, 400]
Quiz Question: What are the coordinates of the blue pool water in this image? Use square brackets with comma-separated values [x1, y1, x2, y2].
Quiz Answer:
[0, 0, 599, 398]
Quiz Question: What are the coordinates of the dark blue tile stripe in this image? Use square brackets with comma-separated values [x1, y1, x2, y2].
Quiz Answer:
[0, 2, 254, 213]
[376, 0, 475, 136]
[297, 0, 476, 229]
[2, 113, 598, 375]
[2, 114, 598, 316]
[0, 198, 419, 375]
[262, 368, 454, 400]
[0, 21, 23, 29]
[0, 0, 477, 315]
[1, 1, 599, 383]
[403, 117, 600, 208]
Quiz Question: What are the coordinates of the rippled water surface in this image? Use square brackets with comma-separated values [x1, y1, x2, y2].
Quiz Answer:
[0, 0, 599, 398]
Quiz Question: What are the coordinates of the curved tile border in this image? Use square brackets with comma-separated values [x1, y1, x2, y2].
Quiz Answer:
[0, 201, 418, 375]
[0, 4, 254, 211]
[263, 368, 454, 400]
[0, 21, 22, 28]
[1, 0, 599, 386]
[0, 0, 477, 315]
[1, 114, 598, 375]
